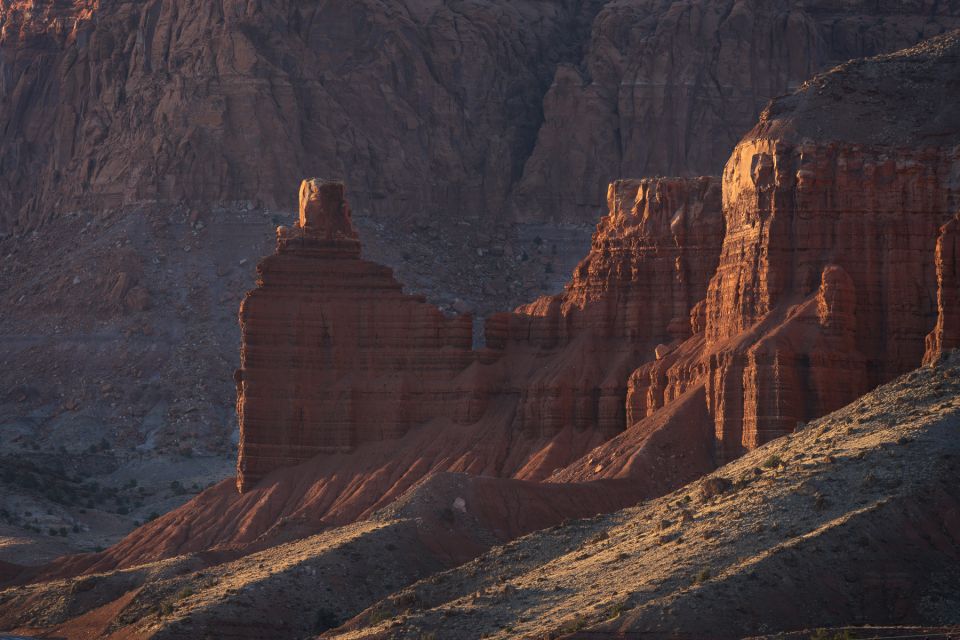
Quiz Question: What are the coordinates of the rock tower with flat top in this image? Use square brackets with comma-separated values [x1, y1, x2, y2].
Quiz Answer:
[235, 179, 473, 492]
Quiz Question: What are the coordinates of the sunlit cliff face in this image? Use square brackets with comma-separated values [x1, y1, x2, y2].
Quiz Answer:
[297, 178, 358, 240]
[0, 1, 99, 41]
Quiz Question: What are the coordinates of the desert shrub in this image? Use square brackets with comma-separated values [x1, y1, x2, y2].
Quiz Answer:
[699, 476, 732, 500]
[557, 616, 587, 633]
[762, 454, 783, 469]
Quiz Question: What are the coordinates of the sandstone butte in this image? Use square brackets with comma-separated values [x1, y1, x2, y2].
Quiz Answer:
[8, 30, 960, 585]
[235, 174, 724, 493]
[2, 1, 960, 232]
[15, 170, 726, 580]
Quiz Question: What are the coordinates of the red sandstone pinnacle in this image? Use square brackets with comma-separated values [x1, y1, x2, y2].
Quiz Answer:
[924, 213, 960, 365]
[297, 178, 358, 240]
[24, 34, 960, 579]
[235, 180, 474, 492]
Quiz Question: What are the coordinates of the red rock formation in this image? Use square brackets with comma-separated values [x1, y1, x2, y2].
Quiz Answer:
[0, 0, 596, 232]
[237, 175, 726, 492]
[495, 177, 722, 347]
[561, 31, 960, 482]
[510, 1, 960, 222]
[18, 30, 960, 593]
[0, 173, 725, 578]
[486, 176, 723, 443]
[696, 31, 960, 459]
[925, 213, 960, 364]
[236, 179, 473, 491]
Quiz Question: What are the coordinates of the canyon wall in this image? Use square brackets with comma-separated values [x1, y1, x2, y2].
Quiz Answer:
[240, 30, 960, 496]
[484, 176, 723, 444]
[511, 1, 960, 220]
[18, 173, 729, 571]
[0, 0, 596, 232]
[15, 31, 960, 582]
[2, 1, 960, 233]
[560, 31, 960, 482]
[3, 2, 958, 511]
[700, 32, 960, 460]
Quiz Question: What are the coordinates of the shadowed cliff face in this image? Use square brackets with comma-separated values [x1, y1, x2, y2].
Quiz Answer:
[2, 0, 960, 233]
[0, 0, 599, 232]
[0, 173, 724, 578]
[510, 0, 960, 221]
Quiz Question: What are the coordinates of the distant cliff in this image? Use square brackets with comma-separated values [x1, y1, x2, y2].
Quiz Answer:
[2, 0, 959, 232]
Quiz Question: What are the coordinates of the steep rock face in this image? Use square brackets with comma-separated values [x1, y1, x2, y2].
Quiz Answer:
[703, 141, 959, 459]
[236, 179, 473, 491]
[3, 1, 959, 231]
[511, 0, 960, 221]
[486, 176, 723, 442]
[568, 31, 960, 480]
[0, 0, 598, 232]
[925, 213, 960, 364]
[495, 176, 722, 346]
[700, 32, 960, 459]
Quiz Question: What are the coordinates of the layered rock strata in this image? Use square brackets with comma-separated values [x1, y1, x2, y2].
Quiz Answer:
[485, 176, 723, 441]
[565, 31, 960, 480]
[16, 32, 960, 591]
[236, 175, 726, 492]
[510, 0, 960, 221]
[3, 1, 960, 231]
[236, 179, 473, 491]
[11, 173, 730, 570]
